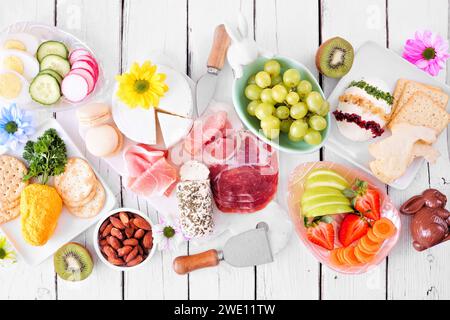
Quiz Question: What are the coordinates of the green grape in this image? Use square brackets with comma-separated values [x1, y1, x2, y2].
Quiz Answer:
[247, 100, 260, 116]
[304, 128, 322, 145]
[271, 74, 282, 86]
[297, 80, 312, 97]
[247, 74, 256, 85]
[280, 118, 294, 133]
[289, 119, 308, 140]
[271, 84, 288, 103]
[264, 59, 281, 76]
[316, 100, 330, 116]
[260, 88, 275, 104]
[263, 127, 280, 140]
[261, 115, 281, 130]
[255, 71, 271, 88]
[275, 105, 290, 120]
[306, 91, 324, 113]
[255, 102, 275, 120]
[283, 68, 301, 87]
[286, 92, 300, 105]
[290, 102, 308, 119]
[245, 84, 263, 101]
[308, 115, 327, 131]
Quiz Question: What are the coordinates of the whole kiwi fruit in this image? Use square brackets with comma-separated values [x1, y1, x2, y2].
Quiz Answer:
[54, 242, 94, 282]
[316, 37, 354, 78]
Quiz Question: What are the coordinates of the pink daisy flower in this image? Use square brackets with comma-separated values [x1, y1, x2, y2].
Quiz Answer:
[403, 30, 450, 76]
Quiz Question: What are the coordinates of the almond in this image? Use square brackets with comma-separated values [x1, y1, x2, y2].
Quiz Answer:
[111, 227, 124, 240]
[123, 238, 138, 246]
[99, 239, 108, 247]
[107, 236, 122, 250]
[125, 246, 138, 263]
[102, 245, 117, 259]
[127, 255, 143, 267]
[110, 216, 125, 230]
[132, 217, 151, 230]
[102, 223, 113, 238]
[99, 219, 110, 233]
[134, 229, 145, 239]
[142, 232, 153, 249]
[125, 227, 134, 238]
[119, 212, 130, 226]
[108, 256, 125, 266]
[117, 245, 133, 257]
[137, 245, 143, 255]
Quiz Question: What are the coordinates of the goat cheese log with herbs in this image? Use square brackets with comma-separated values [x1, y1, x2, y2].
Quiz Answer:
[333, 79, 394, 141]
[176, 161, 214, 238]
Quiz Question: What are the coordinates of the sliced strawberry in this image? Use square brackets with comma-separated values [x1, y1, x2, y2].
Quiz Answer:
[306, 218, 335, 251]
[338, 214, 369, 247]
[344, 179, 381, 221]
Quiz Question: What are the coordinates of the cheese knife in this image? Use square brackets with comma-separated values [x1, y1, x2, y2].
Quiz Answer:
[195, 24, 231, 117]
[173, 223, 273, 274]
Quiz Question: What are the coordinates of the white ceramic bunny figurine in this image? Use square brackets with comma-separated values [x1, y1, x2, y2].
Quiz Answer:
[225, 13, 273, 78]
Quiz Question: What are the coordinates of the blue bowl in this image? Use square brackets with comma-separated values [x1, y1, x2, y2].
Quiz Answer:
[232, 55, 330, 154]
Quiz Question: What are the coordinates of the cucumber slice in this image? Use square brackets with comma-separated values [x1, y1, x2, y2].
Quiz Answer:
[29, 73, 61, 105]
[40, 55, 71, 77]
[36, 40, 69, 62]
[39, 69, 63, 84]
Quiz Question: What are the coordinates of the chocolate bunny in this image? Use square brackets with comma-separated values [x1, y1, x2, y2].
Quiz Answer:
[400, 189, 450, 251]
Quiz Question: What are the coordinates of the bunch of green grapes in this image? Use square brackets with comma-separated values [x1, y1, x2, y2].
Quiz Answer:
[245, 59, 329, 145]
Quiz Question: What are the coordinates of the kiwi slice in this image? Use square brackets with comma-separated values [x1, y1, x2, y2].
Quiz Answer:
[316, 37, 354, 78]
[54, 242, 93, 282]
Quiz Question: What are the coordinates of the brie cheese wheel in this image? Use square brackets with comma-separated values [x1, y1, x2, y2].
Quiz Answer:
[155, 65, 193, 118]
[112, 95, 156, 145]
[157, 112, 193, 148]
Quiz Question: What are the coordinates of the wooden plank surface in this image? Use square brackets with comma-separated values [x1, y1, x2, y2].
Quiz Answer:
[0, 0, 449, 300]
[320, 0, 388, 300]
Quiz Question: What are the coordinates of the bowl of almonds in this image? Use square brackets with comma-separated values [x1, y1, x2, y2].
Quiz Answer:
[93, 208, 155, 271]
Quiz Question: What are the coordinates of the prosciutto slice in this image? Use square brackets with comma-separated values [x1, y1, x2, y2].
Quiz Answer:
[206, 131, 278, 213]
[125, 144, 177, 197]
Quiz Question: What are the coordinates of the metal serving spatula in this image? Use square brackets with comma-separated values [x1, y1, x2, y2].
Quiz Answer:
[173, 223, 273, 274]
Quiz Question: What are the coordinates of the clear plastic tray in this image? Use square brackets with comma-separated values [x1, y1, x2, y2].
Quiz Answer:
[0, 21, 107, 112]
[287, 161, 401, 274]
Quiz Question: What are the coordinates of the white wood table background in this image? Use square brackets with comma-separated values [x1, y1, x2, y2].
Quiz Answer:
[0, 0, 449, 300]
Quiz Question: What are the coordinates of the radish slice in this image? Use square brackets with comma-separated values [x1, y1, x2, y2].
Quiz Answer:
[69, 49, 93, 63]
[70, 68, 96, 93]
[71, 60, 98, 80]
[62, 74, 89, 102]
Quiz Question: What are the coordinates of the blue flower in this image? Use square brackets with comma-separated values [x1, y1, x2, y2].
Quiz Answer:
[0, 104, 35, 150]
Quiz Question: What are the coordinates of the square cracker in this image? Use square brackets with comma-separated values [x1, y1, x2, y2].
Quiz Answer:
[389, 91, 449, 134]
[389, 81, 448, 127]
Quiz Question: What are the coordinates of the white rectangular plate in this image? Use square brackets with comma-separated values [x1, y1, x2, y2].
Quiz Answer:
[325, 41, 450, 190]
[0, 118, 116, 266]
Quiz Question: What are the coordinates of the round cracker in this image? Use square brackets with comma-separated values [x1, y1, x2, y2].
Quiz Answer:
[0, 204, 20, 224]
[66, 180, 105, 218]
[0, 155, 28, 203]
[63, 181, 97, 207]
[55, 158, 96, 203]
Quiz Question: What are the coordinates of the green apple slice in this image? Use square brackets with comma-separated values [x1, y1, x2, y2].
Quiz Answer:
[306, 169, 348, 182]
[302, 195, 351, 212]
[305, 173, 350, 190]
[302, 186, 344, 203]
[303, 204, 354, 218]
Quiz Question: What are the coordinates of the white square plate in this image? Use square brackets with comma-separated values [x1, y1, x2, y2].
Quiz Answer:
[325, 41, 450, 189]
[0, 118, 116, 266]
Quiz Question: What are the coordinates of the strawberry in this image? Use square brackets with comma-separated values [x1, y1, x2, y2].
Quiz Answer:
[338, 213, 369, 247]
[305, 216, 335, 251]
[344, 179, 381, 221]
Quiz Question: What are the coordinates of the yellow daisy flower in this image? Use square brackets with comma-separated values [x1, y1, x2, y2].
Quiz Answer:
[0, 235, 16, 266]
[116, 61, 169, 109]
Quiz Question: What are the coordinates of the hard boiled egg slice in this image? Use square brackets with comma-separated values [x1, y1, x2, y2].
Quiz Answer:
[0, 49, 39, 80]
[0, 70, 31, 104]
[0, 33, 39, 55]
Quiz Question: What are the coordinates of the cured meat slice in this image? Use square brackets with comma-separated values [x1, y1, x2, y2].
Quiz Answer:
[184, 111, 228, 155]
[207, 130, 278, 213]
[125, 144, 177, 197]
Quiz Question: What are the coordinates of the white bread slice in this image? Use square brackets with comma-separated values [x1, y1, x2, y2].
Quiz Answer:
[389, 91, 449, 134]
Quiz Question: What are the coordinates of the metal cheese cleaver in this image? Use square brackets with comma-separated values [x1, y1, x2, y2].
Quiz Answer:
[195, 24, 230, 117]
[173, 223, 273, 275]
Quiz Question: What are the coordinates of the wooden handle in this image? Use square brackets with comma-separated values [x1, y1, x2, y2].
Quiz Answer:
[173, 249, 220, 275]
[207, 24, 231, 70]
